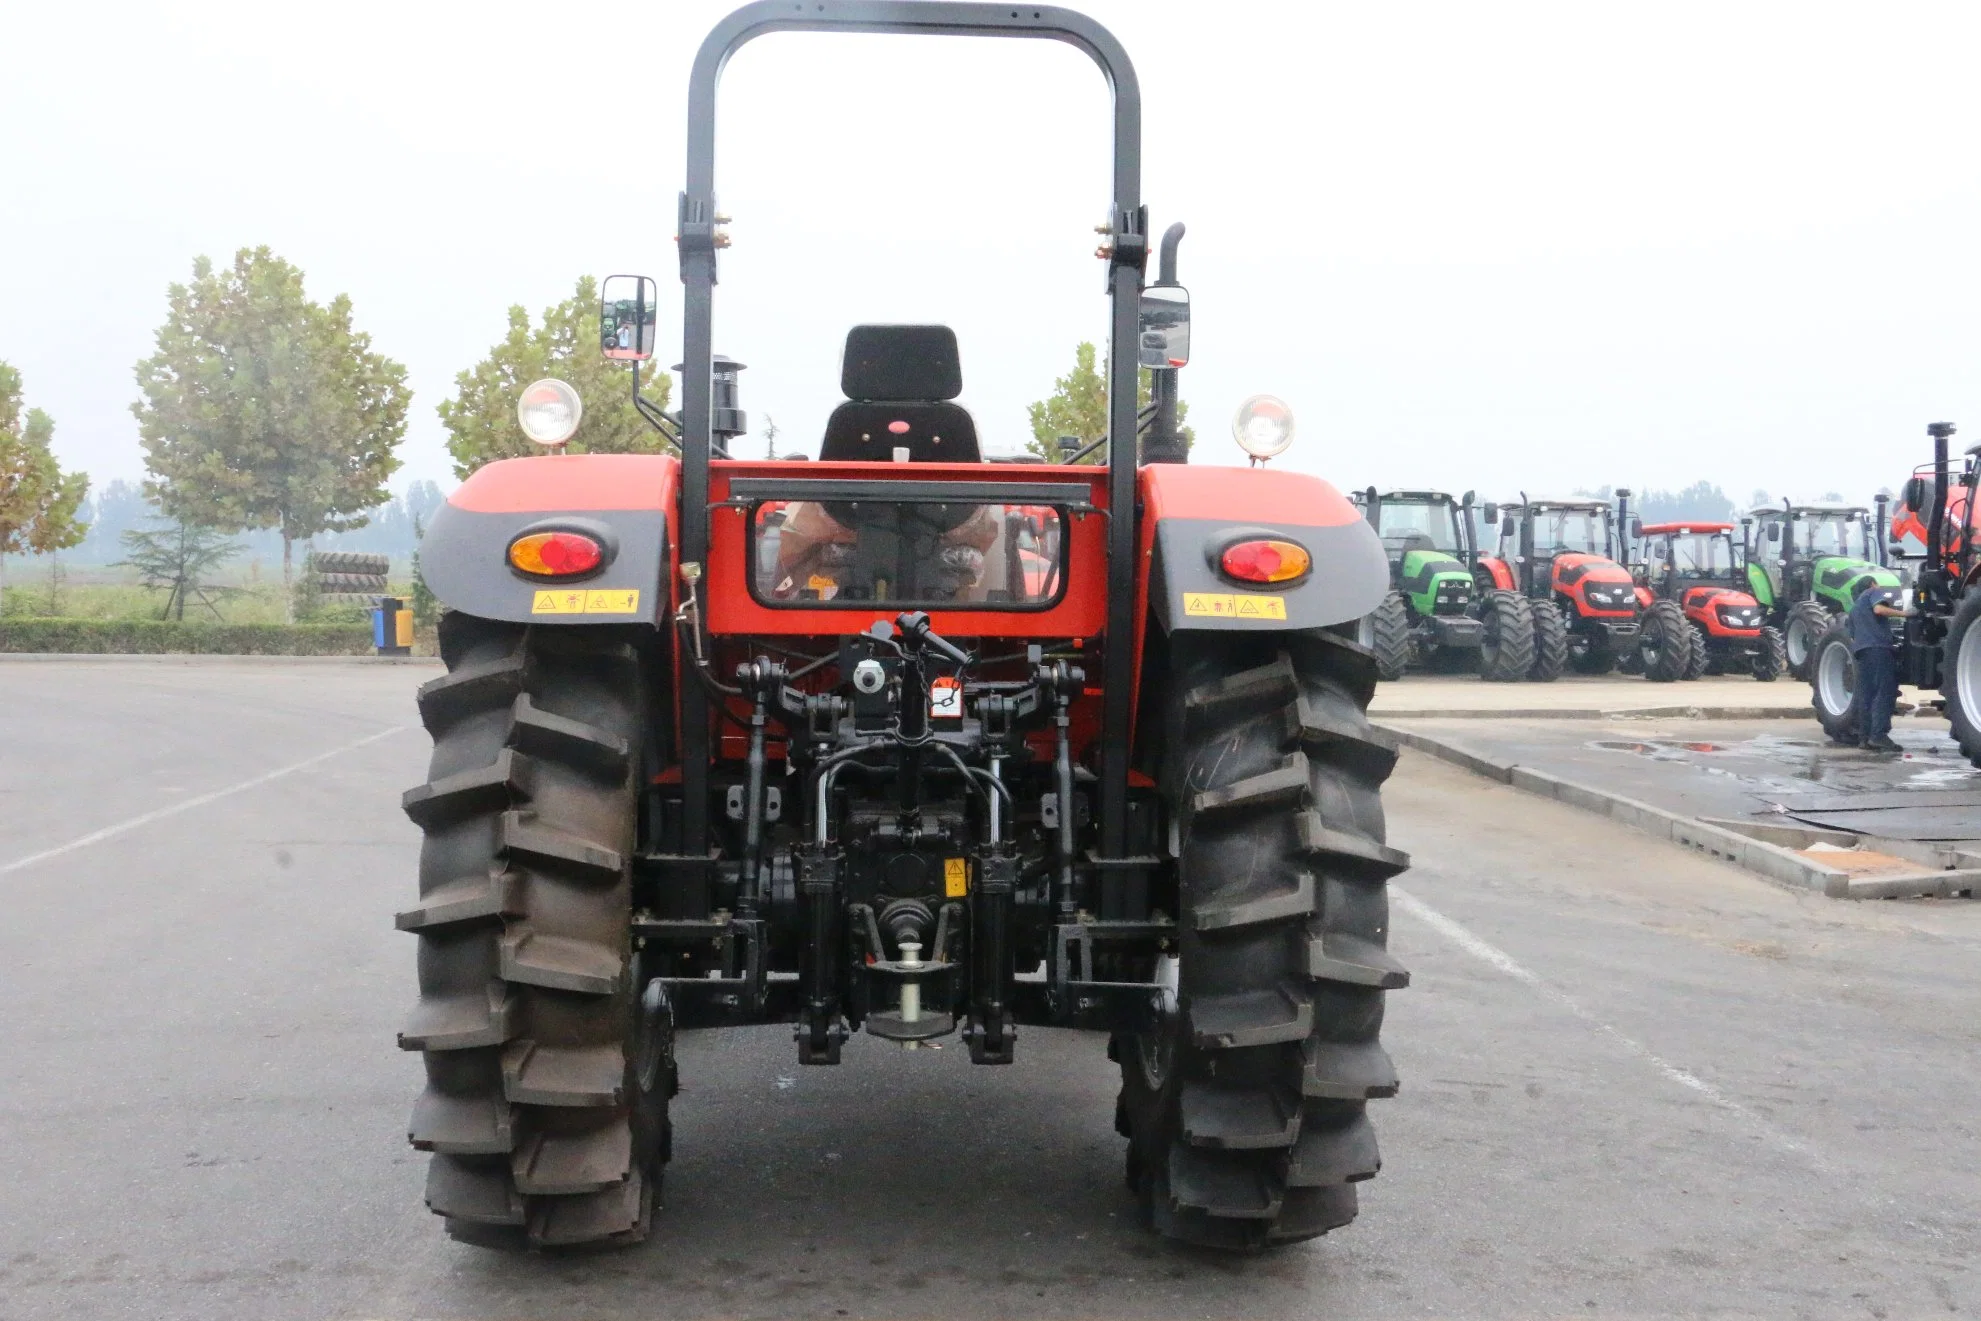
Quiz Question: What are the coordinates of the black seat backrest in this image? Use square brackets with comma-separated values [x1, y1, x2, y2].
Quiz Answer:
[820, 324, 980, 463]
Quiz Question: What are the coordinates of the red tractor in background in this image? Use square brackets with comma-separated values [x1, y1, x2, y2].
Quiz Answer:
[1631, 522, 1784, 680]
[1475, 492, 1693, 681]
[396, 0, 1407, 1255]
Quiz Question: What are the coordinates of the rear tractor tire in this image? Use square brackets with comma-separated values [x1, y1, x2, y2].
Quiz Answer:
[1478, 591, 1536, 683]
[397, 613, 667, 1250]
[1809, 620, 1859, 745]
[1116, 631, 1407, 1250]
[1943, 590, 1981, 769]
[1751, 626, 1785, 682]
[1784, 599, 1831, 682]
[1356, 591, 1412, 682]
[1527, 600, 1568, 682]
[1637, 601, 1694, 683]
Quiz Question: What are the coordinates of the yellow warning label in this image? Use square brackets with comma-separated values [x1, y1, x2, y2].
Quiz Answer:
[532, 589, 641, 615]
[1182, 592, 1287, 621]
[807, 574, 837, 593]
[944, 857, 968, 898]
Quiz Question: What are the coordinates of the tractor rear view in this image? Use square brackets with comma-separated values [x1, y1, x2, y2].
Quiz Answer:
[1632, 523, 1783, 681]
[395, 0, 1408, 1253]
[1352, 488, 1488, 679]
[1475, 493, 1693, 681]
[1810, 422, 1981, 764]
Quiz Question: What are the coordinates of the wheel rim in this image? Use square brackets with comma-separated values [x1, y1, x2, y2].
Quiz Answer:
[1356, 613, 1374, 649]
[1136, 954, 1179, 1089]
[1958, 617, 1981, 732]
[1786, 618, 1810, 666]
[1816, 640, 1854, 716]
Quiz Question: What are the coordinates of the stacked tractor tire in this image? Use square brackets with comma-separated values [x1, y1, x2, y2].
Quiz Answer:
[310, 550, 392, 605]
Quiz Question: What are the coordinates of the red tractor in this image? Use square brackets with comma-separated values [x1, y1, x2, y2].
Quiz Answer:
[1631, 522, 1784, 680]
[397, 1, 1407, 1254]
[1475, 492, 1693, 681]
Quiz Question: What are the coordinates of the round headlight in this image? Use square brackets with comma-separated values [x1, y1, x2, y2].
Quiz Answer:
[518, 378, 583, 447]
[1233, 394, 1295, 460]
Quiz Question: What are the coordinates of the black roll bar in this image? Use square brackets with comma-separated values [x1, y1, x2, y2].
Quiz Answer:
[675, 2, 1148, 859]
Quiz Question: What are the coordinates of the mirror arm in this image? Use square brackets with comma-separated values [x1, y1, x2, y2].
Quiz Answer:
[630, 361, 683, 453]
[1063, 435, 1108, 465]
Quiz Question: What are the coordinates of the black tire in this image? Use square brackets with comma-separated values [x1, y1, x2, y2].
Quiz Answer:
[1477, 591, 1535, 682]
[1637, 600, 1693, 682]
[1360, 591, 1412, 681]
[319, 572, 391, 593]
[1809, 620, 1859, 744]
[398, 613, 664, 1249]
[1116, 632, 1405, 1251]
[1751, 626, 1785, 682]
[1943, 590, 1981, 769]
[312, 551, 391, 576]
[1682, 622, 1709, 681]
[1569, 629, 1615, 675]
[1528, 600, 1568, 682]
[1783, 599, 1831, 682]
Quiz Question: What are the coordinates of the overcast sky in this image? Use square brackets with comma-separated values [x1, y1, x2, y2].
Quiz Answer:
[6, 0, 1980, 509]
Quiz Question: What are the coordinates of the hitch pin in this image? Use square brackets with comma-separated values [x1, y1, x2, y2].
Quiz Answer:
[898, 940, 923, 1050]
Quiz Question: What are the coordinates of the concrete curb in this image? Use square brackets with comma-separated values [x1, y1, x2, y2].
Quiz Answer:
[1377, 722, 1975, 901]
[0, 652, 440, 665]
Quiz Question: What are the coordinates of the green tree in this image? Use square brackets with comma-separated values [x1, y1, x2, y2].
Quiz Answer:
[0, 361, 89, 616]
[1024, 341, 1192, 463]
[438, 276, 675, 478]
[114, 516, 240, 620]
[131, 247, 410, 619]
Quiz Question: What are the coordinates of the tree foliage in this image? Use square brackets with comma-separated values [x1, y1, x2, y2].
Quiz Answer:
[1024, 341, 1192, 463]
[114, 517, 240, 621]
[130, 247, 410, 606]
[438, 276, 675, 478]
[0, 361, 90, 613]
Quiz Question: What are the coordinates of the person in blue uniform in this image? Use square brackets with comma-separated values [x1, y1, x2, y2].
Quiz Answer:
[1846, 581, 1907, 753]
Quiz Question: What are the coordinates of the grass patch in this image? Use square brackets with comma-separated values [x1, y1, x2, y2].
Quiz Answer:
[0, 618, 374, 655]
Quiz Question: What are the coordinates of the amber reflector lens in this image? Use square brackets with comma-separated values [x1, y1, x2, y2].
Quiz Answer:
[509, 531, 603, 577]
[1220, 538, 1310, 584]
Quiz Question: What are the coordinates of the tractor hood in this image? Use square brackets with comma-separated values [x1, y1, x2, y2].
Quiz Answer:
[1681, 584, 1765, 633]
[1398, 548, 1473, 616]
[1810, 556, 1901, 609]
[1551, 553, 1637, 616]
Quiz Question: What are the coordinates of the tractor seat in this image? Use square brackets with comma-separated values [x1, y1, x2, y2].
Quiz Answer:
[819, 324, 980, 463]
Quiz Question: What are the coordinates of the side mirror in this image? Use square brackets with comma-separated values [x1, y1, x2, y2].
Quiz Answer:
[600, 274, 658, 361]
[1629, 517, 1642, 539]
[1766, 523, 1780, 543]
[1901, 475, 1929, 513]
[1481, 502, 1499, 525]
[1137, 285, 1190, 369]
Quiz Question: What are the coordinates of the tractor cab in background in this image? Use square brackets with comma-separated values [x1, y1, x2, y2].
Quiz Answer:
[1743, 502, 1898, 680]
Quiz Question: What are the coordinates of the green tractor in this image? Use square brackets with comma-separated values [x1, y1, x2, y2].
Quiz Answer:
[1351, 488, 1488, 680]
[1742, 500, 1900, 680]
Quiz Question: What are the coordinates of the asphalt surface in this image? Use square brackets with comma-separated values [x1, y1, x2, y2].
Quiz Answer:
[4, 659, 1981, 1320]
[1389, 716, 1981, 842]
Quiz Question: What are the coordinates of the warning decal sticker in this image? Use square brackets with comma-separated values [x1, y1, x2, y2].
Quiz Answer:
[1181, 592, 1287, 620]
[532, 589, 641, 615]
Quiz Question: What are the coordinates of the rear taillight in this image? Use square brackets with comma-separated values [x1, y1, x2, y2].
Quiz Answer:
[1219, 538, 1311, 584]
[508, 531, 603, 577]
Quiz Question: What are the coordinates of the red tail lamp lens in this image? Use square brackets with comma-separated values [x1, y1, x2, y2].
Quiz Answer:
[509, 531, 603, 577]
[1220, 538, 1310, 584]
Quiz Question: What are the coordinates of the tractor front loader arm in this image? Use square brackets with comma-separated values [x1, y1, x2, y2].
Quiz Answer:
[1139, 464, 1388, 632]
[418, 454, 678, 626]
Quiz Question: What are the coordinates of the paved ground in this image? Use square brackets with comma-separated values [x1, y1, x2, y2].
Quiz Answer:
[1367, 671, 1934, 718]
[5, 659, 1981, 1320]
[1387, 716, 1981, 842]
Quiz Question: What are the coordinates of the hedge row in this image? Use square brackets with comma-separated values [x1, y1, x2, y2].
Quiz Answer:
[0, 618, 375, 655]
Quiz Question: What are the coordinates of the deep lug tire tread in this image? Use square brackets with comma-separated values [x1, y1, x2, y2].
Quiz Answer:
[1638, 600, 1694, 682]
[399, 613, 659, 1250]
[1943, 591, 1981, 769]
[1478, 591, 1536, 682]
[1682, 621, 1710, 681]
[1784, 598, 1832, 682]
[1751, 626, 1785, 682]
[1117, 633, 1403, 1251]
[1368, 591, 1412, 682]
[1528, 600, 1569, 682]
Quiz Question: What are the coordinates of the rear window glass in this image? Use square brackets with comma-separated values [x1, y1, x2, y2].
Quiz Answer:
[751, 499, 1066, 608]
